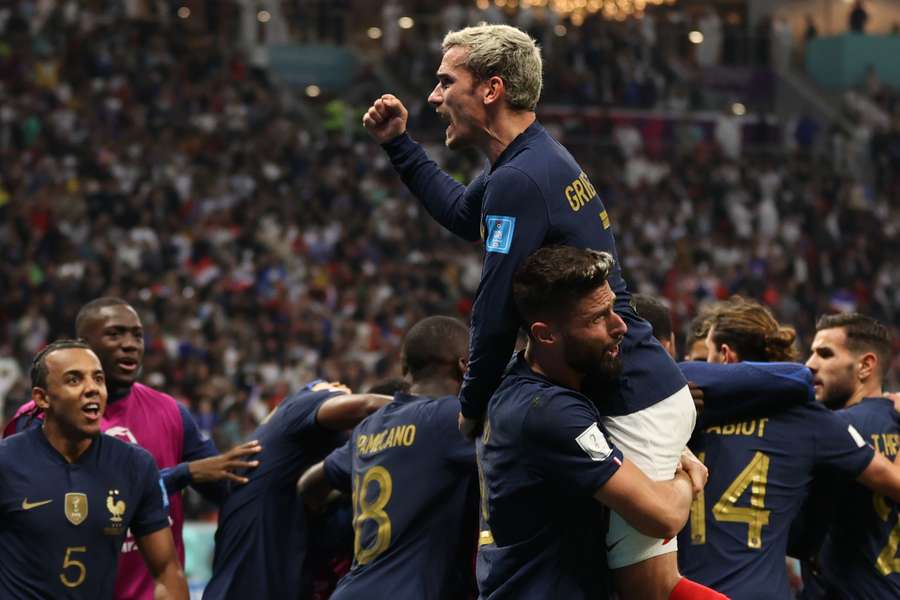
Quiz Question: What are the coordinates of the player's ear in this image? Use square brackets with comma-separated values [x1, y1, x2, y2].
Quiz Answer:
[721, 344, 739, 364]
[482, 76, 504, 106]
[32, 387, 50, 410]
[457, 356, 469, 379]
[857, 352, 878, 382]
[530, 322, 555, 346]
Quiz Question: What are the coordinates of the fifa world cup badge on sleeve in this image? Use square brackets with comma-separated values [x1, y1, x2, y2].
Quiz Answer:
[65, 493, 89, 525]
[576, 423, 612, 462]
[485, 215, 516, 254]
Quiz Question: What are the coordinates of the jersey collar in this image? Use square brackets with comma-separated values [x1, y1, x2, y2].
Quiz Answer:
[490, 121, 544, 173]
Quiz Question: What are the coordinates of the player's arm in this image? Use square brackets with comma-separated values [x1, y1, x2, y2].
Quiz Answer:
[856, 452, 900, 503]
[299, 439, 353, 512]
[595, 450, 704, 539]
[525, 393, 702, 539]
[315, 393, 393, 431]
[459, 167, 550, 424]
[811, 407, 900, 500]
[364, 94, 483, 241]
[161, 405, 261, 504]
[135, 528, 188, 600]
[680, 361, 814, 427]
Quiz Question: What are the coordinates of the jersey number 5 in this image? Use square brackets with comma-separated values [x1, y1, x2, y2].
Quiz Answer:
[59, 546, 87, 588]
[352, 466, 393, 565]
[691, 451, 771, 549]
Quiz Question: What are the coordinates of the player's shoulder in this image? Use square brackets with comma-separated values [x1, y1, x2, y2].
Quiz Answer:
[841, 397, 895, 418]
[519, 384, 598, 438]
[840, 397, 899, 431]
[131, 382, 181, 408]
[0, 426, 35, 457]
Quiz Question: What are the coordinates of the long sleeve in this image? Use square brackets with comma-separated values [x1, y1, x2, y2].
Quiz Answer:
[679, 361, 814, 428]
[382, 133, 485, 242]
[161, 405, 230, 505]
[459, 166, 550, 418]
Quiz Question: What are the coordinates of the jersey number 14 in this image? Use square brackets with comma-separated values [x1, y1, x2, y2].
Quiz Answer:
[690, 451, 771, 549]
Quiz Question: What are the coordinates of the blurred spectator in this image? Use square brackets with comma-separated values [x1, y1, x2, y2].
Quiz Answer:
[849, 1, 868, 34]
[804, 15, 818, 43]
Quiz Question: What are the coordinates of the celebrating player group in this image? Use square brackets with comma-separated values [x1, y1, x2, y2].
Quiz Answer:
[1, 22, 897, 600]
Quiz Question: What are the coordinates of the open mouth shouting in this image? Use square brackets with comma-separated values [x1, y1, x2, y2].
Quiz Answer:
[82, 402, 102, 422]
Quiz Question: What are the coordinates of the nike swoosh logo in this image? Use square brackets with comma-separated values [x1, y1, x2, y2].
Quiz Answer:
[22, 499, 53, 510]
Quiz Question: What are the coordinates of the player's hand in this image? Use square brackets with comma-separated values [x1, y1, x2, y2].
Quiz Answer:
[688, 381, 704, 414]
[188, 440, 262, 485]
[678, 448, 708, 496]
[363, 94, 408, 144]
[885, 391, 900, 412]
[458, 412, 483, 440]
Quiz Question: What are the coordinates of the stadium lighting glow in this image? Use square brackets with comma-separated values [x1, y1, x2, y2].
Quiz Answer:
[689, 30, 704, 44]
[305, 85, 321, 98]
[554, 24, 567, 36]
[367, 27, 383, 40]
[484, 0, 671, 21]
[732, 102, 747, 116]
[398, 16, 414, 29]
[257, 10, 271, 23]
[177, 6, 190, 19]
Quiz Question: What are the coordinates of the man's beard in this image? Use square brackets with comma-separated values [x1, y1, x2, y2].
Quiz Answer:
[820, 381, 855, 410]
[563, 336, 623, 384]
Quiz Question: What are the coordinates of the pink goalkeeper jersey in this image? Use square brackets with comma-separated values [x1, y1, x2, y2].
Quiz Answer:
[4, 383, 185, 600]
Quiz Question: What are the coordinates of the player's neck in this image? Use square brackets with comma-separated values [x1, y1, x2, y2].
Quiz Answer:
[409, 378, 460, 398]
[108, 382, 134, 402]
[524, 346, 583, 392]
[41, 422, 94, 463]
[845, 380, 883, 407]
[482, 111, 536, 164]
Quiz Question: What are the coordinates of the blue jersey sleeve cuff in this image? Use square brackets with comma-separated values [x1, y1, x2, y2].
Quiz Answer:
[160, 463, 192, 494]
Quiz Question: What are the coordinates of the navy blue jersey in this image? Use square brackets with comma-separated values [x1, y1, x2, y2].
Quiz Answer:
[384, 125, 685, 418]
[476, 353, 622, 600]
[323, 391, 476, 600]
[203, 387, 347, 600]
[0, 427, 168, 599]
[677, 364, 875, 600]
[815, 398, 900, 599]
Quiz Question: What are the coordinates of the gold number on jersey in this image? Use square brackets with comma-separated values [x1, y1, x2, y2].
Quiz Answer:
[711, 451, 771, 549]
[59, 546, 87, 588]
[352, 466, 393, 565]
[873, 493, 900, 575]
[689, 452, 706, 544]
[476, 420, 492, 523]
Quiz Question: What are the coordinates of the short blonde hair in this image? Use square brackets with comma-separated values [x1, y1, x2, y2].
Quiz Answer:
[442, 24, 542, 112]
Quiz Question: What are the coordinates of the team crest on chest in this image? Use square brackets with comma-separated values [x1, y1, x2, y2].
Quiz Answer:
[107, 489, 126, 524]
[64, 493, 88, 526]
[104, 489, 127, 535]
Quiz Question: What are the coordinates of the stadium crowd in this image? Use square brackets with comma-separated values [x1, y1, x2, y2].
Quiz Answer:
[1, 0, 898, 511]
[0, 1, 900, 446]
[2, 2, 900, 600]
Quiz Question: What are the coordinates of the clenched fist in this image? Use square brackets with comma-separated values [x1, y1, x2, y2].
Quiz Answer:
[362, 94, 409, 144]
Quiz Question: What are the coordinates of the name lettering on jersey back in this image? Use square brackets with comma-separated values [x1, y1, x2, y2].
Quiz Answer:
[564, 171, 598, 212]
[357, 425, 417, 457]
[871, 433, 900, 458]
[705, 418, 769, 438]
